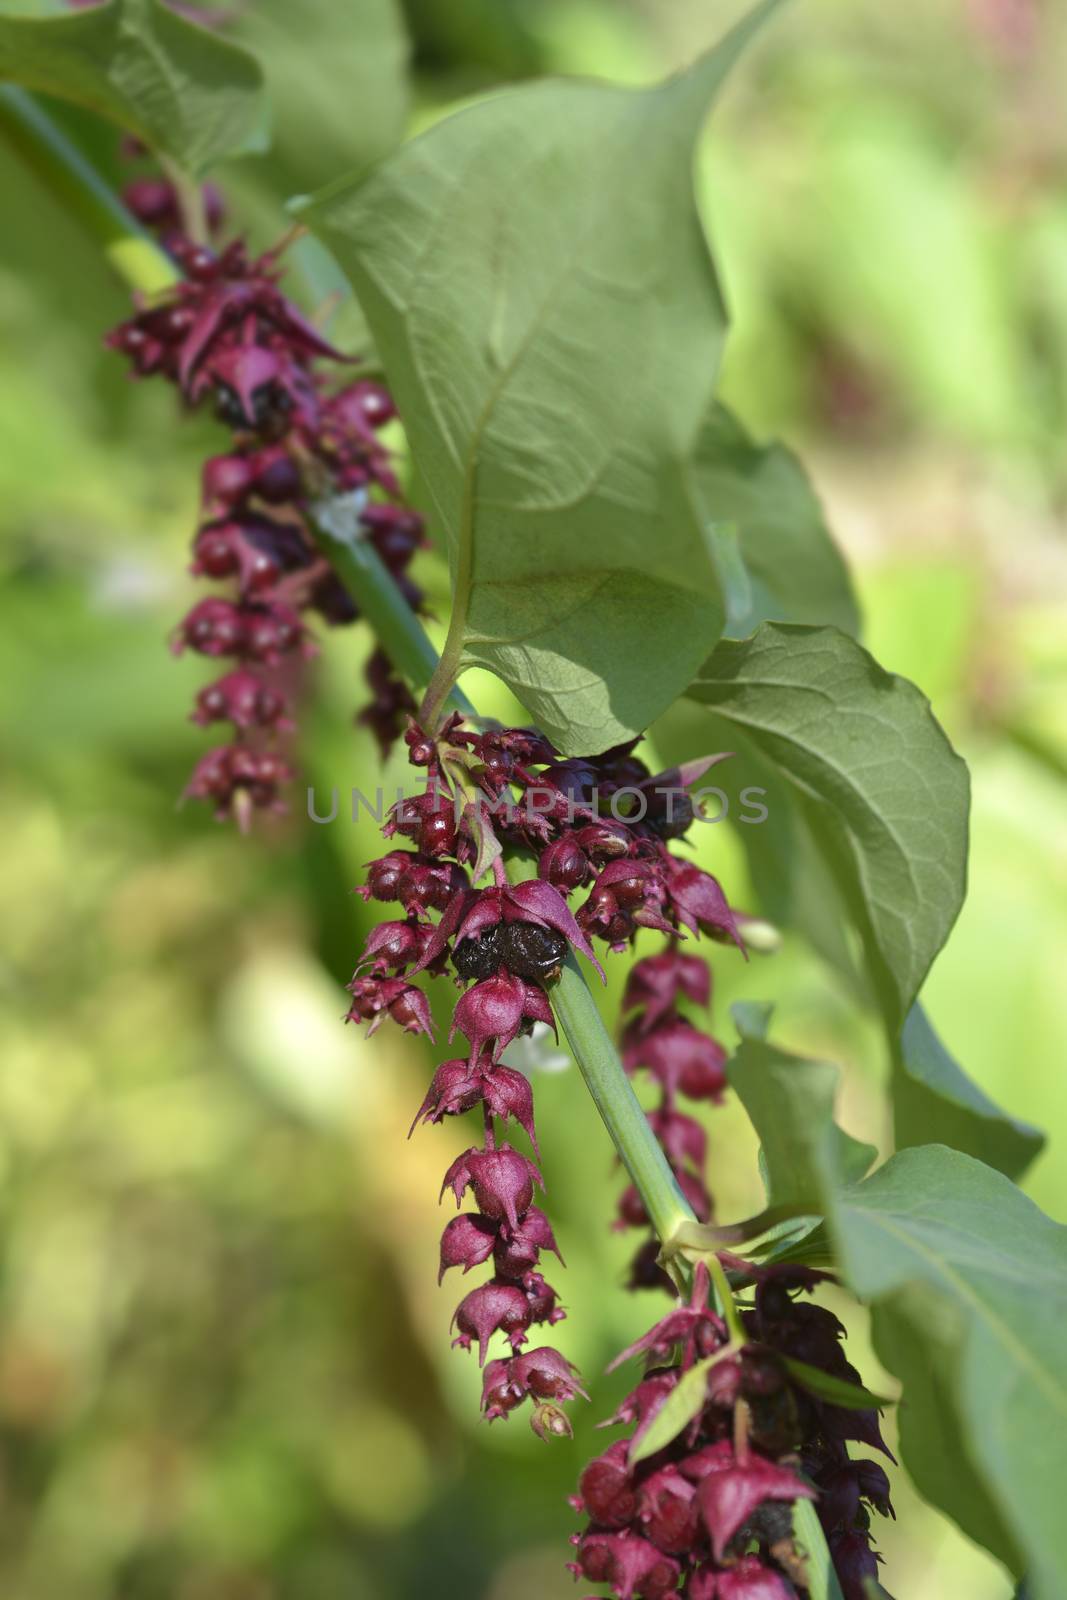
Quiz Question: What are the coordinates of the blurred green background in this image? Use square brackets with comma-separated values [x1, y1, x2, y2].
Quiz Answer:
[2, 1, 1066, 1596]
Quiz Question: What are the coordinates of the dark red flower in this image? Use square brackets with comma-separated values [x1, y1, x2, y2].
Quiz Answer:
[438, 1213, 498, 1282]
[570, 1530, 680, 1600]
[358, 852, 469, 916]
[190, 669, 291, 731]
[411, 1059, 538, 1150]
[183, 744, 293, 823]
[828, 1530, 882, 1600]
[451, 1281, 531, 1363]
[441, 1144, 542, 1230]
[667, 864, 745, 951]
[482, 1346, 587, 1420]
[622, 1018, 727, 1102]
[623, 950, 710, 1032]
[689, 1442, 815, 1562]
[492, 1204, 563, 1278]
[344, 976, 435, 1039]
[576, 1441, 639, 1528]
[450, 972, 556, 1061]
[693, 1556, 797, 1600]
[636, 1463, 699, 1554]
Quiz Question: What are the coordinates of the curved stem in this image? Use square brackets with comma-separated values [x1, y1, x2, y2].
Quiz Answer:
[0, 87, 178, 295]
[417, 629, 467, 733]
[309, 501, 476, 718]
[554, 955, 696, 1245]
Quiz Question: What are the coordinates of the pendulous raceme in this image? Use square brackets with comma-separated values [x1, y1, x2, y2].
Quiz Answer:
[106, 171, 425, 826]
[346, 713, 893, 1595]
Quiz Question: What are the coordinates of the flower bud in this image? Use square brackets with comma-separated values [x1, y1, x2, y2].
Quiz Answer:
[530, 1401, 572, 1440]
[174, 597, 245, 657]
[191, 669, 289, 731]
[438, 1213, 497, 1283]
[451, 1281, 531, 1363]
[538, 834, 592, 892]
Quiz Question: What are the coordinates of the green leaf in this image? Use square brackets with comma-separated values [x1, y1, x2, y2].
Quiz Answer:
[689, 401, 860, 638]
[793, 1498, 846, 1600]
[628, 1347, 736, 1465]
[729, 1014, 877, 1215]
[833, 1147, 1067, 1596]
[228, 0, 407, 198]
[673, 1018, 874, 1251]
[893, 1002, 1044, 1182]
[686, 622, 970, 1030]
[708, 1025, 1067, 1594]
[0, 0, 268, 174]
[778, 1355, 892, 1411]
[304, 3, 784, 755]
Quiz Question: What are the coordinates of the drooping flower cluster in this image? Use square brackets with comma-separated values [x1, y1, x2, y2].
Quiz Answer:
[345, 717, 750, 1431]
[617, 945, 729, 1291]
[570, 1261, 893, 1600]
[106, 171, 426, 824]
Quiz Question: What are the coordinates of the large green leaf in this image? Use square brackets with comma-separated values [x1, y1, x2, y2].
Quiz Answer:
[686, 622, 969, 1030]
[836, 1148, 1067, 1599]
[893, 1002, 1044, 1183]
[690, 401, 860, 638]
[304, 3, 783, 755]
[0, 0, 267, 174]
[702, 1027, 1067, 1598]
[228, 0, 407, 199]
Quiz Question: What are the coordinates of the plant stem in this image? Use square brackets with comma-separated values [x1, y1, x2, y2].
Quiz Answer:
[418, 634, 467, 733]
[1, 82, 695, 1257]
[0, 87, 179, 296]
[309, 501, 476, 718]
[554, 955, 697, 1244]
[705, 1250, 745, 1343]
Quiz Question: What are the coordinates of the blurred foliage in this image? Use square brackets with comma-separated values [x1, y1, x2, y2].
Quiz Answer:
[1, 1, 1065, 1598]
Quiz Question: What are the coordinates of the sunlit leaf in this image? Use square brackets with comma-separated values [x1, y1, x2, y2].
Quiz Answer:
[687, 622, 969, 1029]
[628, 1348, 735, 1465]
[305, 4, 785, 753]
[835, 1148, 1067, 1592]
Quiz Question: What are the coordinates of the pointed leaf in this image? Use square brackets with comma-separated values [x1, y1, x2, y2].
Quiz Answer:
[793, 1499, 846, 1600]
[628, 1347, 737, 1465]
[728, 1013, 876, 1217]
[779, 1355, 893, 1411]
[686, 622, 970, 1030]
[304, 4, 785, 754]
[893, 1002, 1044, 1182]
[0, 0, 268, 174]
[690, 401, 860, 638]
[832, 1148, 1067, 1595]
[712, 1023, 1067, 1593]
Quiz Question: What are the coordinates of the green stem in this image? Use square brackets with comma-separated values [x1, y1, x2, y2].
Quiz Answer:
[2, 84, 695, 1257]
[309, 503, 476, 718]
[555, 956, 696, 1244]
[0, 87, 178, 296]
[705, 1250, 745, 1343]
[418, 633, 467, 733]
